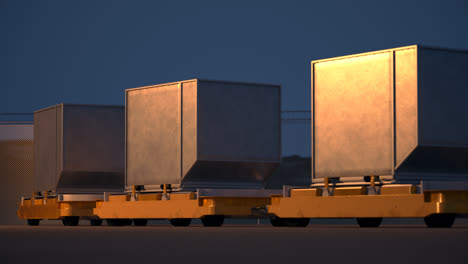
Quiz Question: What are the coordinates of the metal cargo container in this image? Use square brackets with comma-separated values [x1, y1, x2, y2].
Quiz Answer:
[126, 79, 281, 190]
[312, 45, 468, 183]
[34, 104, 125, 193]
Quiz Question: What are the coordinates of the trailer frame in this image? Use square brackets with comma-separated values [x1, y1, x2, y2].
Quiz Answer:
[93, 190, 270, 226]
[268, 180, 468, 227]
[17, 194, 100, 226]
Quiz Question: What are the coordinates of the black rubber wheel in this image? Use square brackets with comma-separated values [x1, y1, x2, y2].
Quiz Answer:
[424, 214, 455, 228]
[270, 216, 309, 227]
[90, 219, 103, 226]
[356, 217, 382, 227]
[133, 219, 148, 226]
[27, 219, 40, 226]
[169, 218, 191, 227]
[201, 215, 224, 227]
[106, 219, 132, 226]
[62, 216, 80, 226]
[270, 215, 286, 227]
[284, 218, 310, 227]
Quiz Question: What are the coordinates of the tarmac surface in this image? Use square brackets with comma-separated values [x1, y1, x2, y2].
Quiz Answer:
[1, 221, 468, 264]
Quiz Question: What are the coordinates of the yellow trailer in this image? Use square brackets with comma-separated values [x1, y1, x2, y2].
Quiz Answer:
[267, 179, 468, 228]
[93, 187, 270, 226]
[17, 193, 103, 226]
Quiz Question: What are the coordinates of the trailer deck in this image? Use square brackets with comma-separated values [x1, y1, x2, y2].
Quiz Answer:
[268, 183, 468, 227]
[93, 192, 270, 226]
[17, 196, 99, 226]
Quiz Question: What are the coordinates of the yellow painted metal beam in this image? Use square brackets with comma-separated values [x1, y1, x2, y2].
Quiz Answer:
[138, 193, 162, 201]
[94, 199, 212, 219]
[109, 194, 131, 202]
[380, 185, 416, 195]
[170, 193, 196, 200]
[94, 196, 271, 219]
[291, 189, 322, 197]
[268, 190, 468, 218]
[334, 186, 367, 196]
[60, 201, 98, 217]
[201, 197, 271, 216]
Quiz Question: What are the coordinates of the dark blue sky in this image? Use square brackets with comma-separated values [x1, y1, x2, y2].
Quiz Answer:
[2, 0, 468, 113]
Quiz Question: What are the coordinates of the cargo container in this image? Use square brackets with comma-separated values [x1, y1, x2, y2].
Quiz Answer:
[33, 104, 125, 193]
[311, 45, 468, 183]
[124, 79, 280, 191]
[17, 104, 125, 226]
[268, 46, 468, 228]
[93, 79, 281, 226]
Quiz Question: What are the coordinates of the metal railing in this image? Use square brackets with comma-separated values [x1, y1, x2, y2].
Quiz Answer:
[1, 111, 311, 122]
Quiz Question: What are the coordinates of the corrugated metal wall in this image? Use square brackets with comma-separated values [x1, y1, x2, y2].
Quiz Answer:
[0, 123, 33, 225]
